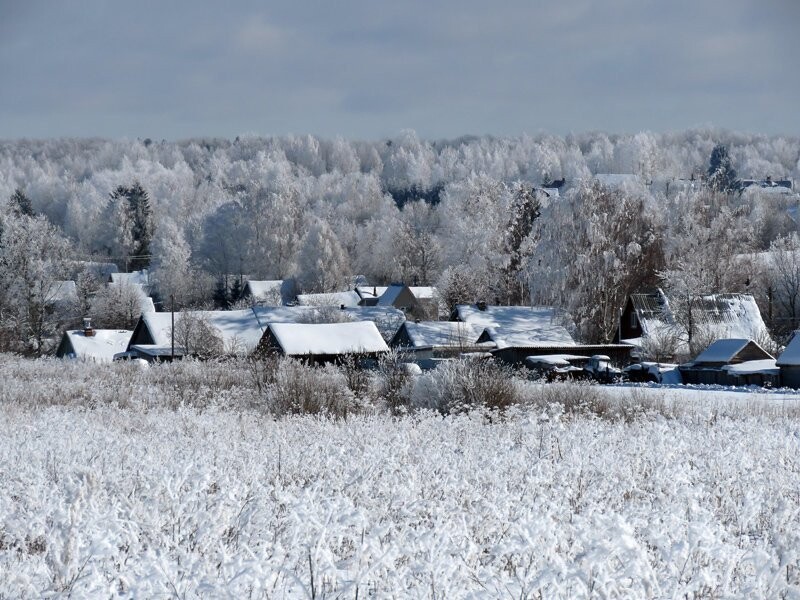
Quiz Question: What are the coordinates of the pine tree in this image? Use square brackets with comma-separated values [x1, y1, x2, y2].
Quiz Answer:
[109, 181, 154, 271]
[707, 144, 738, 193]
[213, 277, 231, 310]
[10, 188, 34, 217]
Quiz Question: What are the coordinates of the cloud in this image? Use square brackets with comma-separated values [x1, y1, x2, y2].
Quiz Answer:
[235, 16, 288, 53]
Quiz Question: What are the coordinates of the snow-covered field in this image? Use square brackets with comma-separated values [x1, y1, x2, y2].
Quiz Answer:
[2, 357, 800, 597]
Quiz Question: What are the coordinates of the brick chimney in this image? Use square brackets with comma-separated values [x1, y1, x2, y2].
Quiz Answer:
[83, 317, 95, 337]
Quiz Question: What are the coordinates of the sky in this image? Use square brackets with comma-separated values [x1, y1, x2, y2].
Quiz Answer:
[1, 0, 798, 140]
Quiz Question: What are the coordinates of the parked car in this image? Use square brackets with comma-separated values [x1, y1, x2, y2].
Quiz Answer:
[583, 355, 623, 383]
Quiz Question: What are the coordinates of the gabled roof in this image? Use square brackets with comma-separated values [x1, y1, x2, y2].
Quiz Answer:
[691, 338, 773, 365]
[455, 305, 575, 347]
[478, 326, 576, 349]
[265, 321, 389, 356]
[135, 309, 267, 353]
[60, 330, 132, 362]
[341, 306, 406, 341]
[377, 284, 408, 306]
[355, 286, 389, 300]
[296, 290, 361, 308]
[50, 280, 78, 305]
[630, 291, 772, 350]
[243, 279, 295, 304]
[393, 321, 485, 349]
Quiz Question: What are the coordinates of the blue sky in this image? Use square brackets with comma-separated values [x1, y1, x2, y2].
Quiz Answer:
[1, 0, 798, 140]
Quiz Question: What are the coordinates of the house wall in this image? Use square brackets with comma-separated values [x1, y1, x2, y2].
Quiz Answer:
[780, 366, 800, 389]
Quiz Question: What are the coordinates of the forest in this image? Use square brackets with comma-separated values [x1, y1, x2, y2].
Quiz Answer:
[1, 128, 799, 354]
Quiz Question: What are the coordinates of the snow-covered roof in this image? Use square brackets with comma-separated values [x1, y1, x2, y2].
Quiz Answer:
[110, 270, 150, 287]
[341, 306, 406, 341]
[243, 280, 284, 302]
[409, 287, 437, 299]
[378, 284, 407, 306]
[61, 330, 132, 362]
[525, 354, 589, 367]
[722, 359, 778, 376]
[266, 321, 389, 356]
[456, 305, 575, 348]
[355, 286, 389, 300]
[396, 321, 485, 349]
[296, 291, 361, 308]
[50, 280, 78, 305]
[251, 305, 318, 327]
[777, 331, 800, 367]
[631, 292, 772, 352]
[138, 309, 267, 352]
[480, 326, 576, 349]
[692, 339, 751, 364]
[691, 338, 773, 365]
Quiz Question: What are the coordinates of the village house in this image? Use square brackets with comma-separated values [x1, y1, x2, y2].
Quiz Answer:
[257, 321, 389, 364]
[390, 321, 490, 359]
[616, 290, 772, 360]
[296, 290, 362, 308]
[56, 319, 132, 363]
[678, 338, 777, 387]
[358, 284, 439, 320]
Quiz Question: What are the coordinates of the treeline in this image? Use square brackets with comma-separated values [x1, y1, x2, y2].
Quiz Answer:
[0, 129, 799, 353]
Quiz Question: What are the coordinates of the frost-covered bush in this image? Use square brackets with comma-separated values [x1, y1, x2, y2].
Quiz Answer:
[375, 350, 414, 415]
[412, 357, 523, 413]
[265, 358, 356, 417]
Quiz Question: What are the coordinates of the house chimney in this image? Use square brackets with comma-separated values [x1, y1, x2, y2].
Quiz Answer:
[340, 304, 346, 310]
[83, 317, 95, 337]
[476, 301, 487, 311]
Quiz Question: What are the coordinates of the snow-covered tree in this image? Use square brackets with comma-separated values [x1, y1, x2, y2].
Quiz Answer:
[296, 218, 351, 293]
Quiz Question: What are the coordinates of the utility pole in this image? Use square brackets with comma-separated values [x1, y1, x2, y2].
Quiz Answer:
[171, 294, 175, 359]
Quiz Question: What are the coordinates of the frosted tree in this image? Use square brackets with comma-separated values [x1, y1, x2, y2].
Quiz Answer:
[0, 213, 73, 354]
[150, 218, 196, 308]
[530, 182, 663, 342]
[90, 281, 150, 330]
[767, 234, 800, 338]
[296, 218, 351, 293]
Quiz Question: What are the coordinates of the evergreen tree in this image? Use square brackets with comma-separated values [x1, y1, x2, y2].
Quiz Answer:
[213, 277, 231, 310]
[10, 188, 34, 217]
[707, 144, 738, 193]
[109, 181, 154, 270]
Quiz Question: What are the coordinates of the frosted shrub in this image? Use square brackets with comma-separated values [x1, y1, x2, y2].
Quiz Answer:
[412, 358, 523, 413]
[375, 350, 414, 415]
[266, 359, 356, 417]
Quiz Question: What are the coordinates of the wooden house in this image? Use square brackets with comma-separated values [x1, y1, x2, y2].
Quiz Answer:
[257, 321, 389, 364]
[390, 321, 489, 358]
[679, 339, 777, 386]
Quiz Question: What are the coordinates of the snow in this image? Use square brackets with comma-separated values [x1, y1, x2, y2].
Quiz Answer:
[267, 321, 389, 355]
[108, 281, 155, 312]
[243, 279, 289, 303]
[340, 306, 406, 340]
[722, 359, 779, 376]
[3, 356, 800, 596]
[355, 286, 388, 300]
[296, 290, 361, 307]
[483, 326, 577, 349]
[692, 338, 752, 364]
[397, 321, 485, 348]
[525, 354, 588, 367]
[61, 330, 132, 362]
[50, 280, 78, 304]
[409, 286, 436, 299]
[110, 270, 149, 287]
[139, 309, 269, 352]
[456, 304, 575, 346]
